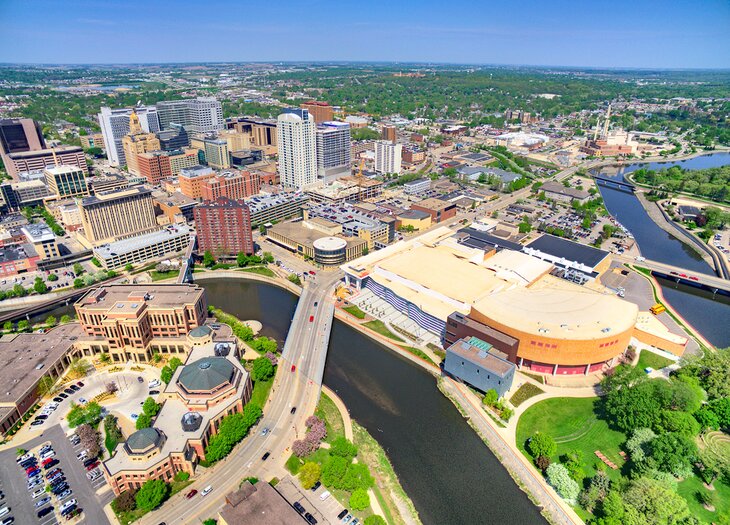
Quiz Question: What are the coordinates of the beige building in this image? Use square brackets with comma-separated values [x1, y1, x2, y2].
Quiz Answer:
[79, 186, 158, 245]
[218, 129, 251, 152]
[79, 132, 105, 150]
[267, 219, 367, 265]
[44, 165, 89, 199]
[21, 222, 59, 260]
[122, 112, 161, 176]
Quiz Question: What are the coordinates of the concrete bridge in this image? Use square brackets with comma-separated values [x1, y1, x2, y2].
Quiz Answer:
[618, 255, 730, 297]
[593, 175, 636, 192]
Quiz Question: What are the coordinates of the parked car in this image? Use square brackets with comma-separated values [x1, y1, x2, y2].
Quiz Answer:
[35, 497, 51, 508]
[293, 502, 306, 514]
[59, 499, 76, 513]
[304, 512, 318, 525]
[310, 481, 321, 492]
[137, 376, 144, 383]
[0, 516, 14, 525]
[37, 506, 54, 518]
[85, 461, 99, 471]
[78, 397, 88, 404]
[63, 388, 74, 395]
[31, 488, 46, 499]
[149, 390, 160, 395]
[56, 489, 73, 501]
[76, 382, 84, 387]
[17, 453, 33, 463]
[30, 419, 45, 427]
[46, 468, 62, 479]
[76, 451, 87, 461]
[337, 509, 349, 520]
[58, 393, 68, 399]
[290, 406, 297, 414]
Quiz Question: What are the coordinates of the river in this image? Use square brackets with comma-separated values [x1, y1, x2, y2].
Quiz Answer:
[201, 279, 546, 525]
[595, 152, 730, 347]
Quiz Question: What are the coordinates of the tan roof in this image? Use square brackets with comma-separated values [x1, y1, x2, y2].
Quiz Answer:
[76, 284, 204, 311]
[472, 281, 638, 340]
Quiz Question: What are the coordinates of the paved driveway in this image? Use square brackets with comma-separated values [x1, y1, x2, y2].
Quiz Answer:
[0, 424, 111, 525]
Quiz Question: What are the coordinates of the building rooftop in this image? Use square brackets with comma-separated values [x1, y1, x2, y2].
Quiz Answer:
[0, 323, 84, 406]
[413, 197, 454, 212]
[179, 165, 215, 179]
[76, 283, 205, 311]
[447, 337, 515, 378]
[245, 191, 308, 213]
[398, 209, 431, 220]
[177, 357, 235, 393]
[0, 243, 37, 264]
[152, 190, 197, 208]
[7, 145, 83, 159]
[80, 186, 151, 206]
[219, 481, 305, 525]
[525, 234, 609, 270]
[21, 221, 55, 243]
[126, 427, 162, 453]
[540, 181, 590, 200]
[93, 225, 192, 260]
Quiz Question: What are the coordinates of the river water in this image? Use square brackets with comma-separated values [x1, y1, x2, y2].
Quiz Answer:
[201, 279, 546, 525]
[595, 152, 730, 347]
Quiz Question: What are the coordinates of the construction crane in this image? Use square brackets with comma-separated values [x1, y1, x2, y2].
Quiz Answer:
[356, 158, 365, 195]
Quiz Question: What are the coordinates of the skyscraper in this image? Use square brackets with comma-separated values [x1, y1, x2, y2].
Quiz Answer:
[122, 112, 162, 176]
[300, 101, 334, 123]
[277, 109, 317, 189]
[316, 121, 351, 182]
[156, 97, 224, 134]
[98, 106, 160, 167]
[79, 187, 158, 245]
[374, 141, 402, 175]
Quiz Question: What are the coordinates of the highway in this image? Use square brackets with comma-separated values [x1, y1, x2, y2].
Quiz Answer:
[140, 272, 340, 525]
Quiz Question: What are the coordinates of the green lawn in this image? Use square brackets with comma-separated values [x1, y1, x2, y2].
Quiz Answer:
[509, 383, 544, 407]
[516, 397, 627, 481]
[315, 392, 345, 442]
[239, 266, 276, 277]
[399, 346, 435, 365]
[362, 320, 404, 342]
[249, 377, 274, 410]
[149, 270, 177, 281]
[343, 305, 367, 319]
[636, 349, 674, 371]
[677, 474, 730, 523]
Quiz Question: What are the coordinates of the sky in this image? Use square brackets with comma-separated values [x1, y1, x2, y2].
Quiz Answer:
[1, 0, 729, 69]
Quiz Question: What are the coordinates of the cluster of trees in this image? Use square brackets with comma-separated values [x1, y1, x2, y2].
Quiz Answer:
[251, 356, 276, 382]
[112, 478, 171, 516]
[351, 127, 380, 141]
[208, 306, 279, 355]
[482, 388, 514, 421]
[292, 415, 327, 457]
[104, 414, 123, 456]
[136, 397, 162, 430]
[632, 165, 730, 203]
[237, 251, 274, 267]
[205, 404, 262, 463]
[67, 401, 102, 428]
[73, 269, 118, 289]
[160, 357, 183, 384]
[22, 206, 65, 236]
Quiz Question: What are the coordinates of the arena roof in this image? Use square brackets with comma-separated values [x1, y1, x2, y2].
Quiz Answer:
[526, 234, 609, 270]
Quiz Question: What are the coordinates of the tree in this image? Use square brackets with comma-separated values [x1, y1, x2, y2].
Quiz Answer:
[160, 366, 173, 384]
[125, 263, 134, 272]
[99, 353, 111, 364]
[73, 278, 84, 289]
[135, 479, 169, 512]
[364, 517, 386, 525]
[321, 456, 349, 487]
[561, 449, 585, 483]
[546, 463, 580, 500]
[60, 314, 72, 324]
[251, 356, 275, 382]
[73, 263, 84, 276]
[47, 273, 58, 282]
[33, 277, 48, 295]
[251, 336, 277, 354]
[203, 520, 217, 525]
[647, 432, 697, 475]
[45, 315, 57, 327]
[142, 397, 161, 417]
[482, 389, 498, 406]
[655, 410, 700, 437]
[677, 347, 730, 400]
[262, 252, 274, 264]
[203, 250, 215, 268]
[236, 252, 250, 267]
[36, 375, 57, 397]
[623, 477, 691, 524]
[298, 461, 321, 490]
[625, 427, 656, 462]
[112, 489, 138, 513]
[349, 488, 370, 511]
[330, 437, 358, 460]
[136, 413, 152, 430]
[12, 283, 27, 297]
[69, 357, 88, 379]
[169, 356, 183, 371]
[3, 321, 12, 332]
[17, 319, 30, 332]
[527, 432, 556, 459]
[76, 423, 100, 458]
[288, 274, 301, 286]
[340, 463, 374, 492]
[91, 257, 102, 267]
[174, 471, 190, 482]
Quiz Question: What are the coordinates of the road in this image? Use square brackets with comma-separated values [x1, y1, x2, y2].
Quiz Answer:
[615, 255, 730, 292]
[140, 272, 341, 525]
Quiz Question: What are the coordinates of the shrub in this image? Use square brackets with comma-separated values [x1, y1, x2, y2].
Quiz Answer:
[142, 397, 161, 417]
[349, 488, 370, 511]
[535, 455, 551, 472]
[321, 456, 349, 487]
[483, 389, 498, 406]
[364, 517, 386, 525]
[546, 463, 580, 501]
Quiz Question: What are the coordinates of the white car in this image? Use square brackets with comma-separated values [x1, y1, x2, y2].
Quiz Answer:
[60, 499, 77, 512]
[148, 379, 161, 389]
[31, 488, 46, 499]
[201, 485, 213, 497]
[76, 451, 87, 461]
[40, 450, 55, 460]
[17, 453, 33, 463]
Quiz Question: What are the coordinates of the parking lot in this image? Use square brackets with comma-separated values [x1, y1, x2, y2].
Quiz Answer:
[277, 476, 359, 525]
[0, 425, 111, 525]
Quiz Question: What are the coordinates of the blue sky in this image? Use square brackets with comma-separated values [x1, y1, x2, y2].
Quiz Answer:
[1, 0, 729, 68]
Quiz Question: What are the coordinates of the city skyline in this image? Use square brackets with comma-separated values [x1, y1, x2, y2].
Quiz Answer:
[0, 0, 729, 68]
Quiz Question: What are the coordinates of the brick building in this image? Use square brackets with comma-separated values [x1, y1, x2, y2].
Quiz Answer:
[194, 198, 254, 256]
[200, 170, 260, 202]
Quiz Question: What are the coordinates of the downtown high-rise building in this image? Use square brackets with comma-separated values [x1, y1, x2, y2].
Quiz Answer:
[374, 140, 402, 175]
[98, 106, 160, 167]
[277, 109, 317, 189]
[79, 186, 158, 245]
[316, 121, 351, 182]
[156, 97, 224, 134]
[194, 197, 254, 256]
[0, 118, 46, 156]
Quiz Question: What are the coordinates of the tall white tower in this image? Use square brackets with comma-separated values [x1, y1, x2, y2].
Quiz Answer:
[277, 109, 317, 189]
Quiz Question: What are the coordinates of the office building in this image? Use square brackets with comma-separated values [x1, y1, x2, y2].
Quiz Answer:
[219, 482, 305, 525]
[93, 224, 193, 269]
[122, 112, 162, 176]
[79, 186, 158, 245]
[4, 145, 87, 179]
[153, 191, 198, 224]
[200, 170, 260, 202]
[374, 141, 402, 175]
[202, 138, 229, 169]
[277, 109, 317, 189]
[403, 178, 430, 195]
[0, 118, 46, 160]
[266, 220, 366, 265]
[381, 125, 397, 143]
[316, 121, 351, 181]
[156, 97, 223, 134]
[245, 192, 309, 226]
[86, 173, 129, 195]
[79, 132, 105, 150]
[156, 123, 190, 151]
[304, 203, 394, 249]
[300, 101, 334, 123]
[21, 221, 59, 259]
[179, 165, 216, 200]
[218, 129, 251, 152]
[137, 149, 199, 185]
[402, 147, 425, 164]
[98, 105, 160, 167]
[43, 165, 89, 198]
[0, 243, 40, 277]
[226, 117, 277, 150]
[0, 179, 50, 211]
[410, 198, 456, 223]
[194, 198, 254, 256]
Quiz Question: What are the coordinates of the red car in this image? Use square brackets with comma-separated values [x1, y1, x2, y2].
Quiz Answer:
[309, 315, 314, 322]
[26, 466, 38, 474]
[41, 458, 54, 467]
[185, 489, 198, 499]
[679, 273, 687, 278]
[689, 276, 699, 281]
[85, 461, 99, 471]
[291, 365, 296, 372]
